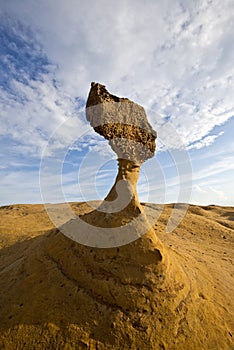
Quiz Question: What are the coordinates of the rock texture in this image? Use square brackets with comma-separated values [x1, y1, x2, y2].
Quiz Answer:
[86, 82, 157, 165]
[80, 83, 159, 244]
[0, 203, 233, 349]
[1, 84, 233, 349]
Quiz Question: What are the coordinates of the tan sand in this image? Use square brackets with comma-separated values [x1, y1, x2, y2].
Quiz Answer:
[0, 202, 233, 349]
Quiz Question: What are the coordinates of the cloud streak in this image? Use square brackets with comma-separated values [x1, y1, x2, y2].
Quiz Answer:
[1, 0, 234, 152]
[0, 0, 234, 206]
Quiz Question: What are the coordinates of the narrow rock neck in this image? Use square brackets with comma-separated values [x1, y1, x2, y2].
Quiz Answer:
[105, 159, 141, 207]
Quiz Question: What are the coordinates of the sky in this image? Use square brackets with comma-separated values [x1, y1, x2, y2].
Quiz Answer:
[0, 0, 234, 207]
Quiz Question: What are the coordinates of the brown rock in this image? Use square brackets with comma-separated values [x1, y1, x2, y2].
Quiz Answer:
[86, 82, 157, 164]
[0, 203, 233, 349]
[79, 83, 161, 250]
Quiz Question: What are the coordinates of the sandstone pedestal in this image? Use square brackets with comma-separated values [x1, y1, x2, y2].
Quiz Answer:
[78, 82, 164, 260]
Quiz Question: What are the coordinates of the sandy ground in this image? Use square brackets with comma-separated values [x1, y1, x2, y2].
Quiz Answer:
[0, 202, 233, 349]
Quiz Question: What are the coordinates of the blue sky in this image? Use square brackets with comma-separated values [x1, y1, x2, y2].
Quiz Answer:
[0, 0, 234, 206]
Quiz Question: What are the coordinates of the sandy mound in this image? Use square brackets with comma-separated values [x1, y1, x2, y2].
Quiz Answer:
[0, 202, 233, 349]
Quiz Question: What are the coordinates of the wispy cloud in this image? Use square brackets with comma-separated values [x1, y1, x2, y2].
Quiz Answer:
[187, 131, 224, 150]
[0, 0, 234, 206]
[192, 185, 228, 205]
[1, 0, 234, 150]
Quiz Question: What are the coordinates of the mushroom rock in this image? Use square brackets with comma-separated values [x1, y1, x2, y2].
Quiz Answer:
[57, 85, 190, 335]
[0, 85, 231, 350]
[86, 82, 156, 217]
[77, 82, 164, 260]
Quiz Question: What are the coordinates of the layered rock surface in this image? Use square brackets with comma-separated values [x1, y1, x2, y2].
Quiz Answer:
[0, 203, 233, 349]
[86, 82, 156, 164]
[78, 83, 161, 250]
[0, 84, 233, 349]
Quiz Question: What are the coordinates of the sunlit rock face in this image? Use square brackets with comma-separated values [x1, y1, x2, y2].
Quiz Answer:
[86, 82, 157, 165]
[56, 82, 162, 250]
[85, 82, 157, 217]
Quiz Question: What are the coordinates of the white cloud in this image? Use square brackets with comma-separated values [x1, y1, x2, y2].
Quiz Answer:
[187, 131, 224, 149]
[0, 71, 86, 157]
[0, 169, 41, 205]
[1, 0, 234, 206]
[192, 184, 228, 205]
[192, 156, 234, 182]
[1, 0, 233, 152]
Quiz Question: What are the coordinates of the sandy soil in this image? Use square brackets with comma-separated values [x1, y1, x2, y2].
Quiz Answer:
[0, 202, 233, 349]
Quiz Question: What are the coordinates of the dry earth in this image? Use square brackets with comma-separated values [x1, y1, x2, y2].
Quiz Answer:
[0, 202, 233, 349]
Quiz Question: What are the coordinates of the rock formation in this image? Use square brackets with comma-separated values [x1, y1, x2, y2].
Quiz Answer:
[86, 82, 156, 165]
[0, 84, 233, 349]
[79, 83, 160, 250]
[1, 203, 233, 349]
[86, 82, 156, 215]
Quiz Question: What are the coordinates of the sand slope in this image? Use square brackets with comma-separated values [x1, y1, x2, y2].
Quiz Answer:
[0, 202, 233, 349]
